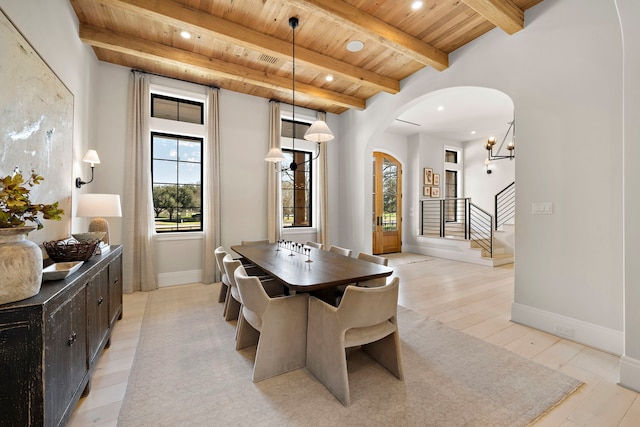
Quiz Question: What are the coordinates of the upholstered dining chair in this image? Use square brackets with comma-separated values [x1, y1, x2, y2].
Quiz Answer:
[222, 254, 282, 322]
[214, 246, 230, 303]
[234, 266, 309, 382]
[356, 252, 389, 288]
[329, 245, 352, 257]
[238, 239, 270, 272]
[305, 241, 323, 250]
[306, 277, 404, 406]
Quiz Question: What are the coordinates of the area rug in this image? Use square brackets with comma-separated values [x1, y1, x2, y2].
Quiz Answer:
[386, 252, 433, 266]
[118, 284, 581, 427]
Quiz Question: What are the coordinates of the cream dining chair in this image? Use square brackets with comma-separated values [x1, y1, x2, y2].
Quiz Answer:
[356, 252, 389, 288]
[305, 241, 323, 250]
[214, 246, 230, 303]
[234, 265, 309, 382]
[328, 245, 352, 257]
[222, 254, 282, 322]
[306, 277, 404, 406]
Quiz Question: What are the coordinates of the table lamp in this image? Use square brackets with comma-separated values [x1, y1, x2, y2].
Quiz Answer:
[76, 193, 122, 244]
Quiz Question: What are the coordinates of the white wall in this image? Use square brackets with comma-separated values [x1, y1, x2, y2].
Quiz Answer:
[465, 136, 515, 213]
[617, 0, 640, 391]
[337, 0, 625, 354]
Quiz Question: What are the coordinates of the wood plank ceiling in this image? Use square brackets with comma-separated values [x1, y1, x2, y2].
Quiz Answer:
[69, 0, 543, 115]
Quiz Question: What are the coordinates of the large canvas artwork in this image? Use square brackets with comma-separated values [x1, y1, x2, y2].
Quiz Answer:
[0, 8, 73, 243]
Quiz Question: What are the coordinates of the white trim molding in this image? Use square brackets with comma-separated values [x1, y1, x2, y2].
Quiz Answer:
[158, 269, 202, 287]
[511, 303, 624, 356]
[620, 355, 640, 393]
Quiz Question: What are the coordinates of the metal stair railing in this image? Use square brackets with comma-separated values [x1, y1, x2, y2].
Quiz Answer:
[495, 181, 515, 230]
[420, 198, 469, 239]
[469, 203, 493, 258]
[420, 198, 494, 258]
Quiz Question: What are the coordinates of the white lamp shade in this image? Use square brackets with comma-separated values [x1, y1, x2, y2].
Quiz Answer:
[76, 193, 122, 218]
[265, 147, 286, 163]
[303, 120, 335, 142]
[82, 150, 101, 166]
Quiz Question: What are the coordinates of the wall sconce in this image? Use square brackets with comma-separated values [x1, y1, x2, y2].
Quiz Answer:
[484, 158, 495, 174]
[75, 150, 101, 188]
[485, 120, 515, 161]
[76, 193, 122, 244]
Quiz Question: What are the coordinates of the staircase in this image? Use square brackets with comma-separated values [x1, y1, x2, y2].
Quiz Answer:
[416, 182, 515, 267]
[469, 223, 514, 266]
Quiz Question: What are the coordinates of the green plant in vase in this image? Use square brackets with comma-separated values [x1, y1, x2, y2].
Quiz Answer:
[0, 169, 64, 229]
[0, 169, 65, 305]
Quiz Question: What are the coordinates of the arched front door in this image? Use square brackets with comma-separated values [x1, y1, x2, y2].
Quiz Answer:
[372, 152, 402, 254]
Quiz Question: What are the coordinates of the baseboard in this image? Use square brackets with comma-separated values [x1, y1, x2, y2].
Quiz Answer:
[158, 269, 202, 287]
[405, 242, 509, 267]
[511, 303, 623, 355]
[406, 241, 491, 265]
[619, 355, 640, 392]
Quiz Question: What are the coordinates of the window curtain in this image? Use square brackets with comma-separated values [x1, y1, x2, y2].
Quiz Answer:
[267, 100, 283, 243]
[123, 71, 157, 293]
[317, 111, 330, 248]
[202, 87, 221, 284]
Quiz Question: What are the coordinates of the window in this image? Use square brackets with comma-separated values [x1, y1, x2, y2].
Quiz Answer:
[444, 147, 462, 222]
[151, 94, 203, 124]
[280, 117, 315, 228]
[149, 88, 205, 233]
[281, 149, 312, 227]
[445, 150, 458, 163]
[444, 170, 458, 222]
[151, 133, 203, 232]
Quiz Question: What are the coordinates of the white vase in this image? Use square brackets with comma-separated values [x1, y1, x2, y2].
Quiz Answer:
[0, 226, 43, 305]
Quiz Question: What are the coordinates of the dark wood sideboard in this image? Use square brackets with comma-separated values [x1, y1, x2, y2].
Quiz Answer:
[0, 245, 123, 427]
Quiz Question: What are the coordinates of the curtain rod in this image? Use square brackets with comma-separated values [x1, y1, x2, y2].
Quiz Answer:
[268, 98, 326, 115]
[131, 69, 219, 90]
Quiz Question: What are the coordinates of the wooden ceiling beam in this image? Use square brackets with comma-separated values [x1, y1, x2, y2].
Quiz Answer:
[293, 0, 449, 71]
[79, 24, 366, 110]
[95, 0, 399, 94]
[461, 0, 524, 35]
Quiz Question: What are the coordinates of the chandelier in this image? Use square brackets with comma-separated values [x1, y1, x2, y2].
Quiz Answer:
[485, 119, 515, 161]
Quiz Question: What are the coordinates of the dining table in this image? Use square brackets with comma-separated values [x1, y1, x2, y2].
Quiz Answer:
[230, 243, 393, 298]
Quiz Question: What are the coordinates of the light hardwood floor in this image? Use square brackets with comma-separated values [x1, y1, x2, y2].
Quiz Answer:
[68, 254, 640, 426]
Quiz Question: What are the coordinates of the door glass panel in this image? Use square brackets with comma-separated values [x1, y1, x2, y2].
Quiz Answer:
[372, 157, 376, 231]
[382, 158, 398, 231]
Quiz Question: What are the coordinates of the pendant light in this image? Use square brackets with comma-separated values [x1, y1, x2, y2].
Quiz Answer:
[265, 17, 334, 170]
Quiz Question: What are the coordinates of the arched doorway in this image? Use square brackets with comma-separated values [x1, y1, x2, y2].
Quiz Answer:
[372, 152, 402, 254]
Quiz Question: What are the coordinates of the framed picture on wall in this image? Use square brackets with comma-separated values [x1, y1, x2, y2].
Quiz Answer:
[433, 173, 440, 186]
[423, 186, 431, 197]
[423, 168, 433, 185]
[431, 187, 440, 198]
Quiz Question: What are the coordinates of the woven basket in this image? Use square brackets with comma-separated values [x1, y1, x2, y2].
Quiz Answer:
[43, 239, 100, 262]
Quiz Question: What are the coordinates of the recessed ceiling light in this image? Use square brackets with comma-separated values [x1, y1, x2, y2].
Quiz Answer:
[411, 1, 423, 10]
[470, 130, 476, 135]
[346, 40, 364, 52]
[180, 31, 192, 39]
[326, 75, 334, 82]
[437, 105, 444, 111]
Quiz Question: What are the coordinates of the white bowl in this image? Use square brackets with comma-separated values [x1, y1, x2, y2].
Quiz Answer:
[72, 232, 106, 242]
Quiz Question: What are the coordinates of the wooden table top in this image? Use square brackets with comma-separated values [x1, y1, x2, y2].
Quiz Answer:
[231, 243, 393, 292]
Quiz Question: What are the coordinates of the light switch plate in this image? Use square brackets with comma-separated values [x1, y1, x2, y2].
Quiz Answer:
[532, 202, 553, 215]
